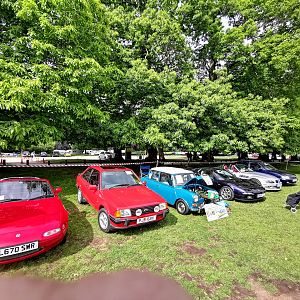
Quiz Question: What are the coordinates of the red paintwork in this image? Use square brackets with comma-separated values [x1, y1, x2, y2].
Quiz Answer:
[76, 166, 168, 230]
[0, 177, 68, 264]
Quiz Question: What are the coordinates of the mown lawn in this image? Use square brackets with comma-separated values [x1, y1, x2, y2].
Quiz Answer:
[0, 164, 299, 299]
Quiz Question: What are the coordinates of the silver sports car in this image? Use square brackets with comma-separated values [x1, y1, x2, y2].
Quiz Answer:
[224, 163, 282, 191]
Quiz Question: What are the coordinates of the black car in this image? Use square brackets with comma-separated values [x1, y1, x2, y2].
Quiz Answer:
[193, 167, 266, 202]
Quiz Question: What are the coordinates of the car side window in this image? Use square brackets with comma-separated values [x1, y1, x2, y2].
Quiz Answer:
[250, 163, 259, 170]
[151, 171, 160, 181]
[159, 172, 172, 186]
[82, 169, 93, 182]
[89, 170, 100, 186]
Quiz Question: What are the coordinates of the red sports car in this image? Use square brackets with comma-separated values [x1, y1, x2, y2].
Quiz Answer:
[0, 177, 68, 264]
[76, 166, 169, 232]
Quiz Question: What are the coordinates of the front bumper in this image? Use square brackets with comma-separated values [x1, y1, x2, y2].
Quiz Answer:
[235, 193, 266, 202]
[109, 209, 169, 229]
[262, 183, 282, 191]
[0, 231, 66, 265]
[281, 178, 298, 185]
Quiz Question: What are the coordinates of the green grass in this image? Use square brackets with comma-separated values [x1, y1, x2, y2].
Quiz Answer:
[0, 165, 299, 299]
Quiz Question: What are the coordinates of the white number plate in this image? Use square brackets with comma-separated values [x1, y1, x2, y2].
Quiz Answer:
[0, 241, 38, 258]
[257, 193, 265, 198]
[137, 215, 157, 224]
[292, 179, 297, 182]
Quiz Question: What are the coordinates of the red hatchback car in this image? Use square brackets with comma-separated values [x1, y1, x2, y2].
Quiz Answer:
[0, 177, 68, 264]
[76, 166, 169, 232]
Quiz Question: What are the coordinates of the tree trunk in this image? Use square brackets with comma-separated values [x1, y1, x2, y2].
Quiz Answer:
[192, 151, 199, 161]
[158, 148, 165, 161]
[125, 147, 131, 160]
[237, 151, 248, 160]
[258, 153, 270, 161]
[113, 148, 124, 162]
[145, 147, 158, 161]
[201, 151, 214, 162]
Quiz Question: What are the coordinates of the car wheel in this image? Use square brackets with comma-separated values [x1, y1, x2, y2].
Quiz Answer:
[219, 186, 234, 200]
[98, 208, 113, 233]
[176, 199, 189, 215]
[77, 188, 87, 204]
[61, 233, 67, 245]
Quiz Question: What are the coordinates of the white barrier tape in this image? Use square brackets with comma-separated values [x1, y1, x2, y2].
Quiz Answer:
[0, 162, 157, 168]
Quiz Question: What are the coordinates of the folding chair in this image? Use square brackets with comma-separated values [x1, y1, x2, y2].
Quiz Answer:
[140, 165, 150, 178]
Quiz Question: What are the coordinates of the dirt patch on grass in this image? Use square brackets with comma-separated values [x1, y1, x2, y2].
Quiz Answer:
[90, 237, 109, 251]
[198, 278, 222, 297]
[249, 276, 300, 299]
[229, 282, 256, 299]
[181, 242, 207, 256]
[180, 273, 221, 297]
[228, 275, 300, 300]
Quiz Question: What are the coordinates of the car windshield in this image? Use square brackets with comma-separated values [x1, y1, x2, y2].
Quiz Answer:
[172, 173, 195, 186]
[0, 180, 54, 203]
[101, 171, 141, 189]
[235, 164, 252, 172]
[263, 163, 277, 170]
[214, 169, 236, 180]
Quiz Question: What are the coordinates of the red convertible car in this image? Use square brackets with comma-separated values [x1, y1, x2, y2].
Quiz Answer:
[76, 166, 169, 232]
[0, 177, 68, 264]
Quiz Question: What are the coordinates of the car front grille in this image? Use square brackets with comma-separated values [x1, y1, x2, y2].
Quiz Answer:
[131, 205, 158, 216]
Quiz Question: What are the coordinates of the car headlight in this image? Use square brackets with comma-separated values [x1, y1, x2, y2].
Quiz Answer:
[282, 175, 290, 180]
[154, 205, 160, 212]
[159, 203, 167, 210]
[193, 195, 199, 202]
[43, 228, 61, 237]
[115, 209, 132, 217]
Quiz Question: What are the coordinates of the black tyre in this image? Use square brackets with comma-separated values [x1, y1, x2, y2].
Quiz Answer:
[176, 199, 189, 215]
[219, 186, 234, 200]
[61, 233, 67, 245]
[77, 188, 87, 204]
[98, 208, 113, 233]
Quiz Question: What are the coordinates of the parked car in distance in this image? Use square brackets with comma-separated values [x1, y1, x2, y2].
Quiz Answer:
[223, 163, 282, 191]
[53, 149, 66, 157]
[239, 160, 298, 184]
[76, 166, 169, 233]
[141, 167, 220, 215]
[193, 167, 266, 202]
[64, 150, 72, 157]
[40, 152, 48, 157]
[98, 150, 109, 160]
[21, 151, 30, 157]
[0, 177, 68, 264]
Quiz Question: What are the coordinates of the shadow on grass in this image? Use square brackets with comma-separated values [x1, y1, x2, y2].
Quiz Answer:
[0, 199, 93, 271]
[115, 212, 178, 236]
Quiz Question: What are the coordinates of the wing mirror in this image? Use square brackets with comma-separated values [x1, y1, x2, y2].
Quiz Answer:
[89, 185, 97, 191]
[55, 187, 62, 194]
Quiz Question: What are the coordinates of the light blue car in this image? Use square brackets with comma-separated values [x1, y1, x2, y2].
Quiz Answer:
[142, 167, 219, 215]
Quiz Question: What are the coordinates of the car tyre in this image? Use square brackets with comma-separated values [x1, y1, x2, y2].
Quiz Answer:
[176, 199, 189, 215]
[98, 208, 113, 233]
[77, 188, 87, 204]
[219, 186, 234, 200]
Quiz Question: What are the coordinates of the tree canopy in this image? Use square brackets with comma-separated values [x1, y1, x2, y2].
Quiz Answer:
[1, 0, 299, 155]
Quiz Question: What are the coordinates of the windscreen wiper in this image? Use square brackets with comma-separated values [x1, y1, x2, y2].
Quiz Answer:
[108, 183, 131, 189]
[0, 198, 23, 203]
